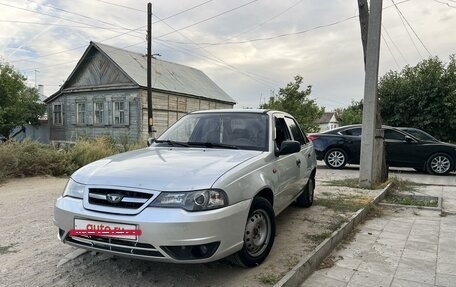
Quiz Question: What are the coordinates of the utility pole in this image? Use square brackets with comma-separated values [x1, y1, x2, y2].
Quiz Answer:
[358, 0, 369, 66]
[359, 0, 385, 188]
[147, 2, 154, 137]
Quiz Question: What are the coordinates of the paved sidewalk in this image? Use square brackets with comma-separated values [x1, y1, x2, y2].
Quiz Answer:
[303, 207, 456, 287]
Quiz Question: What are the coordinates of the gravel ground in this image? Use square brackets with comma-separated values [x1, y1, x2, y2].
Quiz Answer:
[0, 174, 382, 287]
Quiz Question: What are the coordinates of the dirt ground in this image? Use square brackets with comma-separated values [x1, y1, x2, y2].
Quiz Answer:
[0, 175, 382, 287]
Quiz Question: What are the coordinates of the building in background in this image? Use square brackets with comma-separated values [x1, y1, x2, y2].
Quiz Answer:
[44, 42, 235, 142]
[317, 112, 339, 132]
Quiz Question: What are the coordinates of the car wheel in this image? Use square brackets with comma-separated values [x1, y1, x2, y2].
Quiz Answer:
[324, 148, 348, 169]
[296, 176, 315, 207]
[230, 197, 275, 267]
[426, 153, 453, 175]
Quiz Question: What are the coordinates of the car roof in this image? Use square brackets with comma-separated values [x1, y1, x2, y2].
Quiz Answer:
[191, 109, 269, 114]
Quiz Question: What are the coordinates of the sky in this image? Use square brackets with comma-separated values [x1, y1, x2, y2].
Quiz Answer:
[0, 0, 455, 111]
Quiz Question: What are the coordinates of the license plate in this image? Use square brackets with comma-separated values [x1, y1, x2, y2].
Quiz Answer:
[73, 219, 140, 240]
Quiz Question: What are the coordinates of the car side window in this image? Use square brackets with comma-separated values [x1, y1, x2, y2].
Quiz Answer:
[341, 127, 362, 136]
[384, 129, 406, 140]
[275, 117, 292, 149]
[284, 117, 307, 145]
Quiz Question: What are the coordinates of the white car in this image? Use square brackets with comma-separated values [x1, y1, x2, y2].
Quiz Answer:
[54, 109, 317, 267]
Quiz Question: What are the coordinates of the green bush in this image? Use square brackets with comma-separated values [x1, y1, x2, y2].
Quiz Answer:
[0, 140, 68, 181]
[67, 136, 120, 172]
[0, 136, 146, 182]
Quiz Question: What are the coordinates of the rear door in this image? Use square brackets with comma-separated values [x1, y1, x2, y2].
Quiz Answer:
[338, 127, 363, 164]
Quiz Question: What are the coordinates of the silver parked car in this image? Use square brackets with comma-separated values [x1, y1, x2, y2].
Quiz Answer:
[54, 109, 317, 267]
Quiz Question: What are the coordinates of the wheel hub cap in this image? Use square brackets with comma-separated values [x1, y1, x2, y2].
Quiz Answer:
[328, 151, 345, 167]
[244, 210, 270, 256]
[431, 156, 450, 174]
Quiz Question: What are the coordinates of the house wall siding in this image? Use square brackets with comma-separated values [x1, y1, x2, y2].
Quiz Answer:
[49, 89, 141, 141]
[139, 90, 233, 139]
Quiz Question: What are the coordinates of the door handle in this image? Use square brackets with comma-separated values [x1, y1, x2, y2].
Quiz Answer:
[296, 159, 301, 167]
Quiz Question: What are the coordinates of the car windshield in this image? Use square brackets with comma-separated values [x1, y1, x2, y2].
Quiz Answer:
[156, 112, 269, 151]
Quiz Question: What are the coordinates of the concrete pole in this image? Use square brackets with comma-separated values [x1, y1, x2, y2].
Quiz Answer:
[147, 2, 154, 137]
[359, 0, 384, 188]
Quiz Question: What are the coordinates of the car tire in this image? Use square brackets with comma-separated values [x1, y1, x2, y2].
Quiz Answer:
[426, 153, 453, 175]
[229, 197, 275, 267]
[296, 176, 315, 208]
[324, 148, 348, 169]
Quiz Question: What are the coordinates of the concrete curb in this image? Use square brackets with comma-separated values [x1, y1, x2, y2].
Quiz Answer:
[379, 194, 442, 212]
[273, 183, 393, 287]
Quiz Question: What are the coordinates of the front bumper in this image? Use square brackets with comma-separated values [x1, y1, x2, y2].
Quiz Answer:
[54, 196, 251, 263]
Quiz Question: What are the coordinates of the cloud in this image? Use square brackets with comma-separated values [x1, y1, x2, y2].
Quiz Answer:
[0, 0, 454, 111]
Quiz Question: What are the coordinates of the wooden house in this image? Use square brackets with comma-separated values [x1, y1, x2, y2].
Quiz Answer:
[44, 42, 235, 142]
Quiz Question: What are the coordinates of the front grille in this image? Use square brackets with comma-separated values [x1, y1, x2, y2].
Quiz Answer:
[66, 235, 164, 257]
[88, 188, 152, 209]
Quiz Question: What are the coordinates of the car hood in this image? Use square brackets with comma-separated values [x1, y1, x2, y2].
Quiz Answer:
[72, 147, 263, 191]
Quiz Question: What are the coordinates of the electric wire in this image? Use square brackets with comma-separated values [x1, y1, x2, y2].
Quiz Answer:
[391, 0, 432, 57]
[381, 34, 401, 69]
[155, 0, 259, 39]
[382, 23, 408, 65]
[151, 12, 282, 87]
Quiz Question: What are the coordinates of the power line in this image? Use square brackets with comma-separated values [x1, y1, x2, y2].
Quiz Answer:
[381, 34, 401, 69]
[156, 0, 413, 46]
[220, 0, 306, 42]
[152, 0, 215, 24]
[26, 0, 142, 33]
[152, 12, 281, 88]
[0, 20, 135, 30]
[155, 0, 260, 39]
[93, 0, 145, 13]
[432, 0, 456, 8]
[391, 0, 432, 57]
[382, 23, 408, 65]
[162, 15, 359, 46]
[9, 25, 146, 63]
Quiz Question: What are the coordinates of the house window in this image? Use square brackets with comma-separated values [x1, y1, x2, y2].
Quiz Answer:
[113, 101, 125, 125]
[53, 104, 63, 125]
[77, 103, 85, 124]
[94, 102, 104, 124]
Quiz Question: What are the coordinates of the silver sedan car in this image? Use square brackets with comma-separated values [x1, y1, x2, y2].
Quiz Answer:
[54, 109, 317, 267]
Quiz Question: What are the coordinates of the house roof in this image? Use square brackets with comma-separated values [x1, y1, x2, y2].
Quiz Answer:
[317, 112, 338, 124]
[45, 42, 235, 104]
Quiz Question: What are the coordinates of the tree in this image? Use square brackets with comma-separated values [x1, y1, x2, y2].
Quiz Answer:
[260, 75, 324, 132]
[335, 100, 363, 126]
[0, 62, 46, 138]
[379, 56, 456, 142]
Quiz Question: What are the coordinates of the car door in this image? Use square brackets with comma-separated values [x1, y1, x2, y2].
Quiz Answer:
[272, 115, 302, 212]
[338, 127, 362, 164]
[384, 128, 426, 167]
[284, 116, 311, 192]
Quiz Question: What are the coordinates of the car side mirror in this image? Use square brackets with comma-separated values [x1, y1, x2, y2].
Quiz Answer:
[277, 140, 301, 156]
[404, 136, 414, 143]
[147, 138, 155, 147]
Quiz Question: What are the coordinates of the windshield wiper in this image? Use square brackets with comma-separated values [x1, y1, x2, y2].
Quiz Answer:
[187, 142, 239, 149]
[154, 139, 189, 147]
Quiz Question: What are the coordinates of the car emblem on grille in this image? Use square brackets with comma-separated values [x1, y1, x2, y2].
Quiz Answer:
[106, 193, 124, 203]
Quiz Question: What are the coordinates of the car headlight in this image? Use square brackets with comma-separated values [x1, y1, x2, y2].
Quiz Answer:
[149, 189, 228, 211]
[62, 178, 85, 199]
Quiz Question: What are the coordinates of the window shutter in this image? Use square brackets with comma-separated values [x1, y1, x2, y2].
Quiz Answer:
[87, 102, 93, 125]
[124, 101, 130, 126]
[104, 102, 110, 125]
[70, 103, 76, 125]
